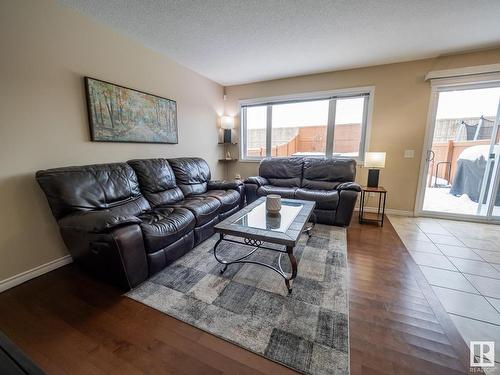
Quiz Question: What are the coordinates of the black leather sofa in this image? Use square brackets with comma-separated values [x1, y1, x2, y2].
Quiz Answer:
[36, 158, 244, 290]
[245, 157, 361, 226]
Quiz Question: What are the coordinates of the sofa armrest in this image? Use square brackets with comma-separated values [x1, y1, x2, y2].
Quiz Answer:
[244, 176, 269, 187]
[208, 179, 244, 191]
[59, 223, 148, 290]
[58, 211, 142, 233]
[208, 179, 245, 208]
[337, 182, 361, 192]
[334, 190, 359, 226]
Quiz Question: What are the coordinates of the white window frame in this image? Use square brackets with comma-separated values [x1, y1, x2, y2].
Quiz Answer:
[415, 72, 500, 221]
[239, 86, 374, 162]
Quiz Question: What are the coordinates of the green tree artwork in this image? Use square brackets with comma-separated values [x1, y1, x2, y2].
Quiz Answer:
[85, 77, 177, 143]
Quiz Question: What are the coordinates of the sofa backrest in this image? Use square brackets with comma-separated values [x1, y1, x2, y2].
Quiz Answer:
[168, 157, 211, 197]
[36, 163, 150, 220]
[301, 157, 357, 190]
[128, 159, 184, 207]
[259, 157, 304, 187]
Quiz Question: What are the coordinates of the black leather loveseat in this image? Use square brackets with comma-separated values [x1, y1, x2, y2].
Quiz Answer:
[36, 158, 244, 290]
[245, 157, 361, 226]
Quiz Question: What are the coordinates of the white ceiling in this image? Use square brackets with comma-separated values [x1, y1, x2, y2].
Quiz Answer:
[61, 0, 500, 86]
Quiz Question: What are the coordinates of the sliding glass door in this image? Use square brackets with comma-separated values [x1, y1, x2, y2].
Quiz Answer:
[419, 83, 500, 221]
[482, 100, 500, 219]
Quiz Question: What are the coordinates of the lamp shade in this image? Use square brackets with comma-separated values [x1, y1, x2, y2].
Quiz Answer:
[220, 115, 234, 130]
[364, 152, 386, 168]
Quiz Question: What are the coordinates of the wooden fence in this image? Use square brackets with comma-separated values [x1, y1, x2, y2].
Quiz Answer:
[247, 124, 361, 157]
[430, 140, 490, 184]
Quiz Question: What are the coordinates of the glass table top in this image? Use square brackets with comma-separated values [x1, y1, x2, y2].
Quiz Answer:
[233, 200, 304, 233]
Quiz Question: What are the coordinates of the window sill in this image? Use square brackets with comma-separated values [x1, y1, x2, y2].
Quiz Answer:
[239, 159, 262, 163]
[240, 156, 363, 163]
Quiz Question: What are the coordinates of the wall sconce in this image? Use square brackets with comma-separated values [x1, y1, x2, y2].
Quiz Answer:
[364, 152, 386, 187]
[220, 115, 234, 144]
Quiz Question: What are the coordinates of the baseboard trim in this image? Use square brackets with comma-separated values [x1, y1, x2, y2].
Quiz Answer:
[355, 206, 414, 216]
[0, 255, 73, 293]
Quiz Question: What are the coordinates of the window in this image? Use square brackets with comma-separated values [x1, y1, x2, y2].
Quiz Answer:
[244, 105, 268, 158]
[240, 88, 372, 160]
[271, 100, 329, 156]
[332, 97, 367, 157]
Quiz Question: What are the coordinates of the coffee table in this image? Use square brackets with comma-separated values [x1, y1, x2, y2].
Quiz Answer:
[213, 197, 316, 293]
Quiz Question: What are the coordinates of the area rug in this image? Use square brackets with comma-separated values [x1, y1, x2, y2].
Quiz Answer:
[126, 224, 349, 375]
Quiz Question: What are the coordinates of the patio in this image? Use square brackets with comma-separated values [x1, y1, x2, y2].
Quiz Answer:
[423, 186, 500, 217]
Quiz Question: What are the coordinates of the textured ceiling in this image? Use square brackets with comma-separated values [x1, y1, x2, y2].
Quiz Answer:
[60, 0, 500, 85]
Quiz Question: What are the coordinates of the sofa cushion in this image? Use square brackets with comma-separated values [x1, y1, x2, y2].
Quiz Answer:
[58, 210, 142, 233]
[168, 157, 211, 197]
[208, 180, 244, 191]
[201, 190, 240, 213]
[295, 188, 339, 210]
[128, 158, 184, 207]
[259, 157, 304, 187]
[244, 176, 269, 187]
[138, 207, 195, 253]
[301, 157, 357, 190]
[167, 196, 221, 226]
[147, 232, 195, 275]
[36, 163, 149, 219]
[257, 185, 297, 199]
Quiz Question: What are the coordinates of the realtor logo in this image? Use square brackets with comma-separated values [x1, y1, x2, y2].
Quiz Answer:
[470, 341, 495, 367]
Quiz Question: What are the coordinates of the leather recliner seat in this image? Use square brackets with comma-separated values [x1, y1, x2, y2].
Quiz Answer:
[129, 158, 243, 247]
[244, 157, 361, 226]
[36, 158, 244, 290]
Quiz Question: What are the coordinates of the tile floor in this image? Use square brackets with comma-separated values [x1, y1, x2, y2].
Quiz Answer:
[388, 215, 500, 368]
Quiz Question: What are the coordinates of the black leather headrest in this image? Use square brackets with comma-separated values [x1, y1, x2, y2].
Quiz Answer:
[303, 157, 356, 182]
[167, 157, 211, 196]
[36, 163, 143, 219]
[259, 157, 304, 179]
[128, 159, 177, 193]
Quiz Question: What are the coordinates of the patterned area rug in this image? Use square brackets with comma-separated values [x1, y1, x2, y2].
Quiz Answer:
[126, 224, 349, 374]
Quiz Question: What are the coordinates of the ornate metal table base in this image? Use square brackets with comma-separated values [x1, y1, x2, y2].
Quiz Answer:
[212, 198, 316, 294]
[304, 212, 316, 237]
[213, 234, 298, 293]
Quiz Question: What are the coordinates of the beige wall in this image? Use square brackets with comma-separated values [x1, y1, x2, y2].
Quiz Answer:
[0, 0, 223, 283]
[224, 48, 500, 213]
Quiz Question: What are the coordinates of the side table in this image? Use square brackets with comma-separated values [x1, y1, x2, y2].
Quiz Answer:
[359, 186, 387, 227]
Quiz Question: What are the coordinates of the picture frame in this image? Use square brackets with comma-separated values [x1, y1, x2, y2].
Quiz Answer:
[84, 77, 178, 144]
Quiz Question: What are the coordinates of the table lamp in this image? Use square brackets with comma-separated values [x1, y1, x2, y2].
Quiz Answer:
[220, 115, 234, 144]
[364, 152, 386, 187]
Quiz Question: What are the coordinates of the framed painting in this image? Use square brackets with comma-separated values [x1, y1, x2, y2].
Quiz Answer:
[84, 77, 178, 144]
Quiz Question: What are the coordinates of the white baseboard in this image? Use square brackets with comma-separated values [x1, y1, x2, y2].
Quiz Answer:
[355, 206, 414, 216]
[0, 255, 73, 293]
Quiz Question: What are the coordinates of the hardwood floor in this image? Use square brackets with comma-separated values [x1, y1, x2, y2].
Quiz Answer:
[347, 220, 473, 375]
[0, 219, 474, 374]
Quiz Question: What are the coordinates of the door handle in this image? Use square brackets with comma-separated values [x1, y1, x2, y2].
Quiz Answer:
[426, 150, 435, 162]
